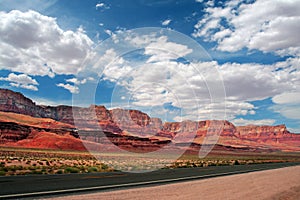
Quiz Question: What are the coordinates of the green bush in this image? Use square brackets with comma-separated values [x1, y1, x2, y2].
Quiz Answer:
[0, 171, 6, 176]
[31, 170, 43, 174]
[64, 167, 80, 173]
[88, 167, 98, 173]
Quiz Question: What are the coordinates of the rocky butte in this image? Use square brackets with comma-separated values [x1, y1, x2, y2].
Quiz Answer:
[0, 88, 299, 152]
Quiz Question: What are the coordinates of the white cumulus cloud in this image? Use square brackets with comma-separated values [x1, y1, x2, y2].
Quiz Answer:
[101, 52, 300, 122]
[0, 73, 39, 91]
[273, 92, 300, 105]
[272, 92, 300, 120]
[66, 77, 87, 85]
[56, 83, 79, 94]
[144, 36, 193, 63]
[0, 10, 93, 77]
[193, 0, 300, 57]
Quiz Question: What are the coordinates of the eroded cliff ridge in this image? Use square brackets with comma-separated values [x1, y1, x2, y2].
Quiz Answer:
[0, 88, 299, 152]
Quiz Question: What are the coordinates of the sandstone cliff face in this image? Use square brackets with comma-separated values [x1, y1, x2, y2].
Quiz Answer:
[236, 124, 300, 143]
[0, 111, 79, 145]
[0, 88, 299, 152]
[158, 120, 237, 139]
[237, 124, 289, 138]
[0, 89, 41, 117]
[0, 122, 31, 143]
[109, 108, 165, 137]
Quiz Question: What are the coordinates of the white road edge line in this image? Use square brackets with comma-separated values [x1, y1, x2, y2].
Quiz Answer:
[0, 167, 283, 198]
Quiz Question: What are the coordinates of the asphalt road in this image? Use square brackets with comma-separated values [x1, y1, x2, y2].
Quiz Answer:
[0, 162, 299, 199]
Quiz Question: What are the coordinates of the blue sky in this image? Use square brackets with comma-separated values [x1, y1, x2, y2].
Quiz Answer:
[0, 0, 300, 132]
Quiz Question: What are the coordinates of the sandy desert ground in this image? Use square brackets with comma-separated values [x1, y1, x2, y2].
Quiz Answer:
[45, 165, 300, 200]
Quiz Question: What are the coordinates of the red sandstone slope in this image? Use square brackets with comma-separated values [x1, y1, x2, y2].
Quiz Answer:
[0, 111, 87, 151]
[5, 132, 86, 151]
[0, 111, 74, 130]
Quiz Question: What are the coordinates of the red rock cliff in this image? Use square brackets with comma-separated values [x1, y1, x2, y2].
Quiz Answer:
[0, 88, 299, 152]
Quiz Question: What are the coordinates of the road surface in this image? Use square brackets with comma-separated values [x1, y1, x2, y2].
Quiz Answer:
[0, 162, 299, 199]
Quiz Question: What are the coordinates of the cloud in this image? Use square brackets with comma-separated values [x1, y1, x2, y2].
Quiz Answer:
[272, 92, 300, 120]
[56, 77, 91, 94]
[190, 0, 300, 126]
[124, 32, 160, 46]
[144, 36, 193, 63]
[102, 59, 222, 120]
[193, 0, 300, 56]
[0, 10, 93, 77]
[272, 92, 300, 105]
[270, 58, 300, 120]
[102, 61, 132, 82]
[92, 48, 119, 73]
[96, 3, 105, 8]
[72, 27, 298, 126]
[231, 118, 275, 126]
[220, 58, 299, 121]
[104, 29, 125, 43]
[288, 127, 300, 134]
[219, 62, 292, 101]
[56, 83, 79, 94]
[161, 19, 171, 26]
[206, 0, 214, 7]
[10, 83, 38, 91]
[272, 104, 300, 120]
[0, 73, 38, 85]
[66, 77, 87, 85]
[0, 73, 38, 91]
[96, 2, 110, 10]
[101, 51, 300, 122]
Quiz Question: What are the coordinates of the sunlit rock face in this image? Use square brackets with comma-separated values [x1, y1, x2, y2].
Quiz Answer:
[0, 88, 299, 152]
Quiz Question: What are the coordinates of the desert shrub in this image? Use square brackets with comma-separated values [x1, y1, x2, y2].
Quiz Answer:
[8, 165, 17, 172]
[2, 167, 8, 172]
[88, 167, 98, 173]
[0, 171, 6, 176]
[234, 160, 240, 165]
[31, 170, 43, 174]
[29, 166, 36, 170]
[64, 167, 80, 173]
[15, 165, 23, 170]
[101, 164, 108, 170]
[79, 166, 85, 170]
[56, 169, 63, 174]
